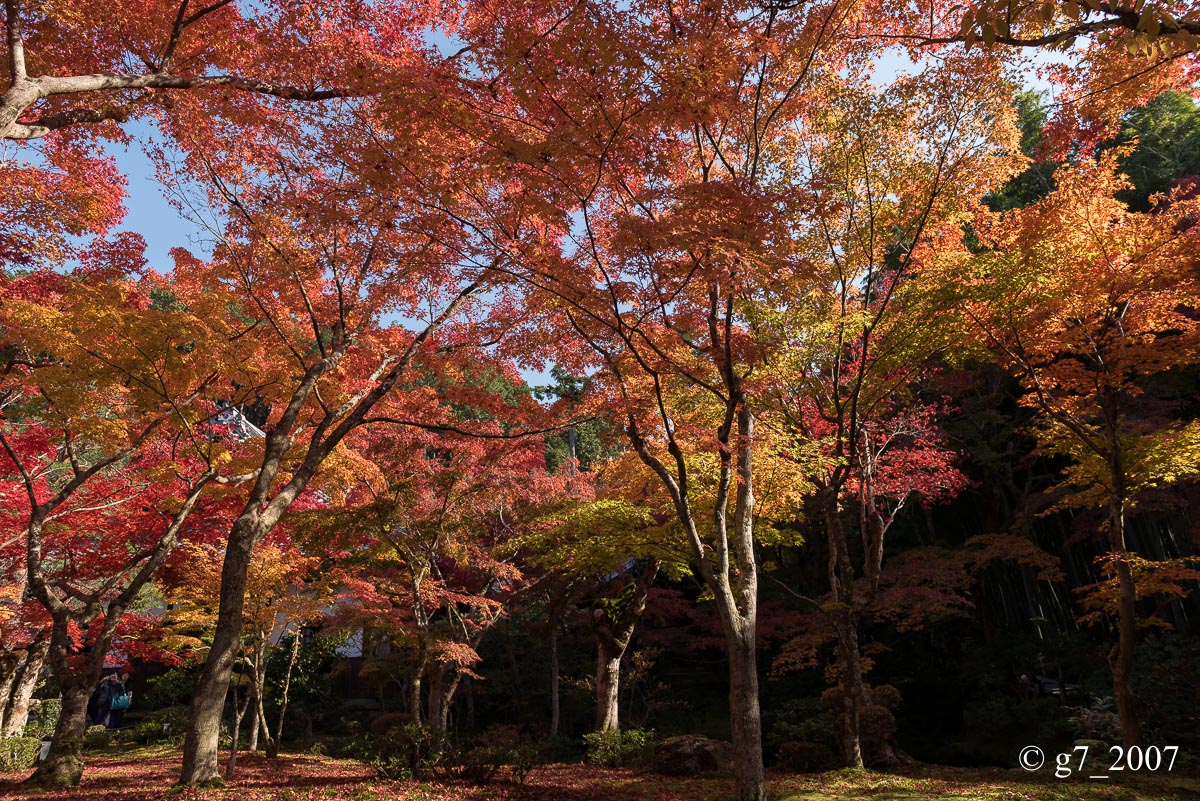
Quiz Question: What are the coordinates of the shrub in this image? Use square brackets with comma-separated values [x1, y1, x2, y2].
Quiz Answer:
[1133, 636, 1200, 749]
[82, 725, 110, 751]
[131, 720, 166, 745]
[450, 725, 538, 785]
[144, 705, 190, 744]
[367, 712, 415, 737]
[0, 737, 41, 772]
[144, 667, 200, 709]
[583, 728, 656, 768]
[24, 698, 61, 739]
[457, 745, 506, 784]
[1069, 700, 1122, 745]
[767, 698, 839, 772]
[351, 724, 451, 780]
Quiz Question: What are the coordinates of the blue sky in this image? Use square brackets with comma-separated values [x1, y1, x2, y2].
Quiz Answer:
[102, 40, 1057, 388]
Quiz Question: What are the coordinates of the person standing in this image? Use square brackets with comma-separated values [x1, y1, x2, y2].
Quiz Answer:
[105, 672, 132, 730]
[94, 673, 115, 729]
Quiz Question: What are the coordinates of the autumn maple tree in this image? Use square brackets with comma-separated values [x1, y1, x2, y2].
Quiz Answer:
[928, 151, 1200, 746]
[321, 391, 572, 732]
[0, 256, 239, 785]
[160, 536, 327, 777]
[156, 92, 535, 780]
[879, 0, 1200, 149]
[443, 0, 1052, 792]
[518, 494, 687, 733]
[0, 0, 1196, 796]
[749, 61, 1019, 766]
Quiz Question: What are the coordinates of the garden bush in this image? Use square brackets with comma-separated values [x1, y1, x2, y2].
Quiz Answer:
[366, 712, 414, 737]
[450, 725, 538, 785]
[1069, 700, 1122, 745]
[143, 667, 201, 709]
[23, 698, 60, 739]
[351, 724, 451, 780]
[0, 737, 41, 772]
[144, 705, 190, 744]
[129, 720, 165, 745]
[82, 725, 110, 751]
[583, 728, 656, 768]
[767, 699, 839, 772]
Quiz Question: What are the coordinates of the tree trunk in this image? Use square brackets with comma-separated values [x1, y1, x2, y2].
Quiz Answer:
[407, 645, 427, 725]
[594, 645, 622, 732]
[726, 625, 766, 801]
[0, 651, 21, 735]
[26, 611, 123, 787]
[832, 607, 865, 768]
[427, 666, 445, 732]
[225, 679, 252, 781]
[26, 683, 89, 787]
[246, 647, 261, 753]
[255, 670, 274, 758]
[624, 378, 763, 801]
[180, 525, 257, 785]
[1108, 491, 1141, 747]
[2, 638, 49, 738]
[408, 670, 422, 725]
[821, 489, 865, 768]
[438, 672, 462, 732]
[549, 621, 560, 738]
[591, 561, 657, 732]
[247, 698, 259, 753]
[270, 634, 301, 757]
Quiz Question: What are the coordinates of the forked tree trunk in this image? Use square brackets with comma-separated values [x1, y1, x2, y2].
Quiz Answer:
[2, 638, 49, 738]
[591, 560, 658, 732]
[27, 603, 130, 786]
[179, 288, 475, 786]
[20, 479, 209, 787]
[622, 354, 764, 801]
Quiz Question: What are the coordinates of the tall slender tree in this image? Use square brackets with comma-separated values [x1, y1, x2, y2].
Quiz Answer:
[927, 152, 1200, 746]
